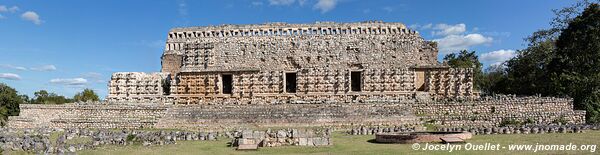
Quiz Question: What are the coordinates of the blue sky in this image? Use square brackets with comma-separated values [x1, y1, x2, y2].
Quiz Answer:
[0, 0, 578, 99]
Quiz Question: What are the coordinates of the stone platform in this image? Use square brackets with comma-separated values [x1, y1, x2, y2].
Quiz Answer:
[8, 103, 419, 130]
[7, 96, 587, 130]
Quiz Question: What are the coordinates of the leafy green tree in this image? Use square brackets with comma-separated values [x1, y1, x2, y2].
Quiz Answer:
[443, 50, 484, 90]
[480, 65, 508, 95]
[0, 83, 23, 126]
[32, 90, 73, 104]
[547, 3, 600, 122]
[501, 40, 556, 95]
[73, 88, 100, 102]
[498, 0, 600, 96]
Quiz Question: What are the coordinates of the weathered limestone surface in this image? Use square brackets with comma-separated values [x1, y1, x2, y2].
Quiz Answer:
[8, 96, 586, 130]
[234, 128, 332, 147]
[108, 21, 475, 104]
[8, 103, 418, 130]
[8, 104, 168, 129]
[154, 103, 419, 130]
[5, 21, 585, 133]
[107, 72, 170, 103]
[413, 96, 586, 127]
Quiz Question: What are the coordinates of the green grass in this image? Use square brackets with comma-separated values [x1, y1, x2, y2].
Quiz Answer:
[79, 131, 600, 155]
[6, 131, 600, 155]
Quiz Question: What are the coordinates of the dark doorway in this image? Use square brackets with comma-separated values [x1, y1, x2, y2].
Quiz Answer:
[285, 73, 297, 93]
[351, 71, 362, 92]
[222, 74, 233, 94]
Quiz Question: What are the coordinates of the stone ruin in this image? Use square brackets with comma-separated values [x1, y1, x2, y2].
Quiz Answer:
[5, 21, 587, 134]
[0, 127, 331, 153]
[107, 21, 475, 104]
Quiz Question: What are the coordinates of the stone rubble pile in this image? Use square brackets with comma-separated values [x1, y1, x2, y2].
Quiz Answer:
[234, 128, 332, 147]
[436, 124, 600, 135]
[0, 128, 225, 154]
[348, 125, 417, 135]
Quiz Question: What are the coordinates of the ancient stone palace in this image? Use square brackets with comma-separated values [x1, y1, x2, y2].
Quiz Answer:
[7, 21, 586, 131]
[107, 21, 474, 104]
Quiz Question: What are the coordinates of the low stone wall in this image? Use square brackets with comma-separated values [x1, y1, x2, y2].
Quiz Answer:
[155, 103, 418, 130]
[436, 124, 600, 135]
[8, 103, 418, 130]
[8, 104, 168, 129]
[412, 96, 586, 127]
[7, 96, 587, 130]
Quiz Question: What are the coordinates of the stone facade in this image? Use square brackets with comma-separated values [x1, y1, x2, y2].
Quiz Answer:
[8, 103, 418, 130]
[8, 96, 586, 130]
[107, 72, 170, 103]
[5, 21, 586, 132]
[108, 21, 475, 104]
[412, 96, 586, 127]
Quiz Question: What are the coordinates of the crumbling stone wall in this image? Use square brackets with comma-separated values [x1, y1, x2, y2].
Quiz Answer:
[160, 54, 182, 75]
[422, 68, 474, 99]
[154, 103, 418, 130]
[164, 21, 437, 72]
[8, 104, 168, 129]
[8, 103, 418, 130]
[234, 128, 332, 147]
[167, 68, 418, 104]
[8, 96, 586, 130]
[413, 96, 586, 127]
[108, 21, 475, 104]
[107, 72, 170, 103]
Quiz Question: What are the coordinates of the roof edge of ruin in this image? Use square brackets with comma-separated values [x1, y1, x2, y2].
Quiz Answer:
[168, 21, 410, 32]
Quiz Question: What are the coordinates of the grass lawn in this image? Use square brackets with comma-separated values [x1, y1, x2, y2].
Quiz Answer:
[6, 131, 600, 155]
[75, 131, 600, 155]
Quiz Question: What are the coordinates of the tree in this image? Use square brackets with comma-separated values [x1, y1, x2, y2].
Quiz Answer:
[495, 1, 600, 96]
[493, 2, 600, 123]
[0, 83, 23, 126]
[547, 3, 600, 123]
[32, 90, 73, 104]
[480, 64, 508, 95]
[501, 40, 556, 95]
[73, 89, 100, 102]
[443, 50, 484, 90]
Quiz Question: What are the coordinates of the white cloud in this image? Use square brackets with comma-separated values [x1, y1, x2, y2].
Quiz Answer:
[139, 40, 165, 48]
[480, 49, 516, 64]
[434, 33, 493, 54]
[21, 11, 42, 25]
[0, 64, 28, 71]
[298, 0, 307, 6]
[409, 23, 432, 30]
[382, 6, 394, 13]
[30, 65, 57, 71]
[269, 0, 295, 5]
[314, 0, 338, 13]
[0, 73, 21, 80]
[81, 72, 102, 79]
[50, 78, 88, 86]
[8, 6, 18, 13]
[0, 5, 17, 18]
[81, 72, 106, 83]
[362, 9, 371, 14]
[422, 23, 433, 29]
[178, 0, 187, 16]
[0, 5, 7, 12]
[415, 23, 494, 54]
[432, 23, 466, 36]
